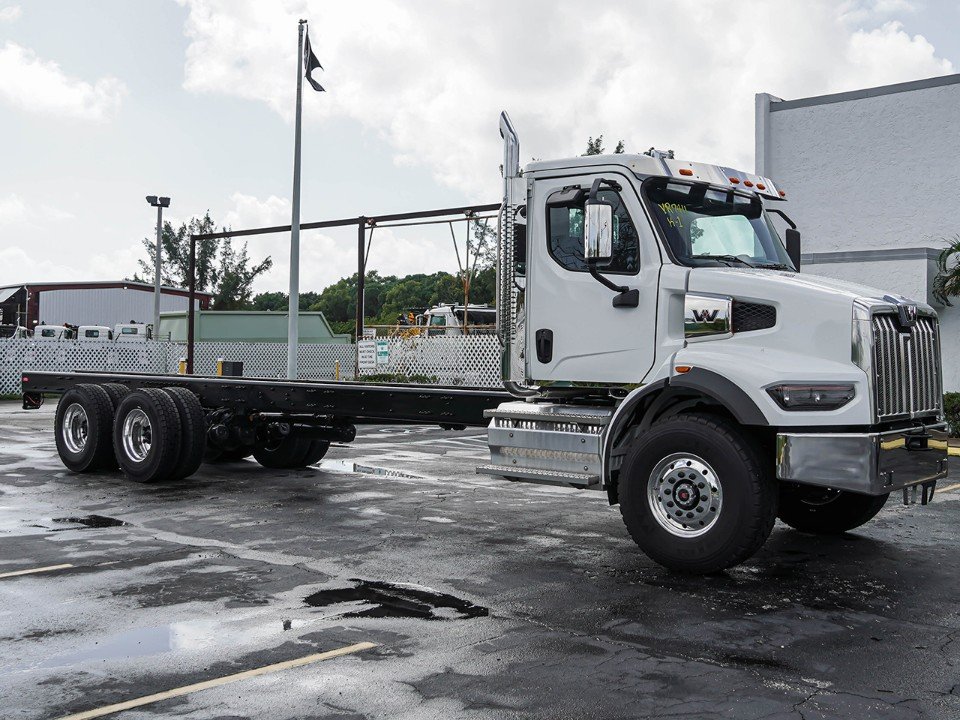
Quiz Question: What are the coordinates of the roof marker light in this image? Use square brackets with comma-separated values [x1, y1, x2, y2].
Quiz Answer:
[779, 190, 787, 197]
[756, 183, 766, 190]
[728, 177, 740, 184]
[678, 168, 693, 176]
[743, 180, 754, 187]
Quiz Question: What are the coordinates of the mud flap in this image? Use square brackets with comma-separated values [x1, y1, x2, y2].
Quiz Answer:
[903, 480, 937, 506]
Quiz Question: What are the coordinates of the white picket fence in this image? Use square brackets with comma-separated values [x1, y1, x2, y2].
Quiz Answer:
[0, 336, 503, 395]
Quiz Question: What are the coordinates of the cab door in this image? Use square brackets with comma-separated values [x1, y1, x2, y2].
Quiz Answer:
[525, 170, 661, 384]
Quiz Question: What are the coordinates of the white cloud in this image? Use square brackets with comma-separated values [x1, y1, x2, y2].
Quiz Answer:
[0, 193, 74, 229]
[0, 245, 75, 286]
[177, 0, 952, 199]
[0, 42, 126, 121]
[222, 191, 291, 229]
[0, 5, 21, 22]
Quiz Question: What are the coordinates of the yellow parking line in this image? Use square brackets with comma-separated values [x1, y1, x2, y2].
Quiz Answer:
[55, 641, 378, 720]
[949, 446, 960, 457]
[937, 482, 960, 494]
[0, 563, 73, 579]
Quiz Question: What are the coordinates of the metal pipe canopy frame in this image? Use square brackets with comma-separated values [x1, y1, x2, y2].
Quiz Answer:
[185, 202, 500, 375]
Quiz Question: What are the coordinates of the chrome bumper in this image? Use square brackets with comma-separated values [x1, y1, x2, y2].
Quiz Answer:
[776, 423, 949, 495]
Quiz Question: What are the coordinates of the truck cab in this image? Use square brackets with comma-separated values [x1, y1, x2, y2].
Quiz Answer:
[421, 304, 496, 336]
[481, 112, 946, 573]
[33, 324, 74, 340]
[77, 326, 113, 341]
[114, 323, 152, 342]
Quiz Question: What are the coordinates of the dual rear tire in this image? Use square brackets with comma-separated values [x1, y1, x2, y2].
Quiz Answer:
[55, 384, 328, 481]
[55, 385, 206, 483]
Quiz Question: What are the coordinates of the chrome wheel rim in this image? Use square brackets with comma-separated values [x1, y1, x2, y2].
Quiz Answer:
[121, 408, 152, 463]
[62, 403, 89, 454]
[647, 453, 722, 537]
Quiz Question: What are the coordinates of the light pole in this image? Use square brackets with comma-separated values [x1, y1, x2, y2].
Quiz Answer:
[146, 195, 170, 339]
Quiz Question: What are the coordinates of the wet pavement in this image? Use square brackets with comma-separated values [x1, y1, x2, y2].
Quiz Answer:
[1, 401, 959, 719]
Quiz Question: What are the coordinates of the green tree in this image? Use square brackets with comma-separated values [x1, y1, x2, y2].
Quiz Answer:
[211, 239, 273, 310]
[252, 291, 287, 311]
[583, 135, 625, 155]
[252, 290, 322, 311]
[133, 212, 273, 309]
[135, 212, 220, 291]
[933, 235, 960, 306]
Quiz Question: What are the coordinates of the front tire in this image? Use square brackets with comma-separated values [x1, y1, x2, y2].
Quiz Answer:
[778, 486, 889, 534]
[618, 413, 777, 574]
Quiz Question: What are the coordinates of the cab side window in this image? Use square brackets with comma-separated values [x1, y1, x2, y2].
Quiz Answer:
[547, 187, 640, 274]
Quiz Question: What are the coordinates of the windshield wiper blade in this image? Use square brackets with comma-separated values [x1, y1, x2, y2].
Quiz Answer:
[692, 254, 756, 268]
[753, 262, 794, 271]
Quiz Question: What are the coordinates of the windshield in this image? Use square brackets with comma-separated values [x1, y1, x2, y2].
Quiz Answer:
[644, 177, 794, 270]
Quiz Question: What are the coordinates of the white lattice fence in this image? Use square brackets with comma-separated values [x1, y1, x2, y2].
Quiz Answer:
[360, 335, 502, 387]
[1, 336, 500, 394]
[190, 342, 356, 380]
[0, 340, 182, 395]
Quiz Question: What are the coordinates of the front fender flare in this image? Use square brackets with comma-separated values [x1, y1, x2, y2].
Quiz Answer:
[602, 369, 768, 503]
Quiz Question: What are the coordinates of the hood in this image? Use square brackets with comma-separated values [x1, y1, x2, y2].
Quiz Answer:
[687, 267, 933, 314]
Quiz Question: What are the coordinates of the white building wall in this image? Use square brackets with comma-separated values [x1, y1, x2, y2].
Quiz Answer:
[39, 288, 200, 329]
[758, 75, 960, 390]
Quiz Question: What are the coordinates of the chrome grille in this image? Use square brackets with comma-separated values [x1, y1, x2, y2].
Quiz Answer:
[871, 314, 941, 419]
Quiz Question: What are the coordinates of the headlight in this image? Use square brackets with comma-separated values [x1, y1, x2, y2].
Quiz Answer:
[767, 384, 855, 411]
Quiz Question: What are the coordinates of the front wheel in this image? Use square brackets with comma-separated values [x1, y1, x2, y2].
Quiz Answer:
[618, 413, 778, 574]
[777, 486, 889, 534]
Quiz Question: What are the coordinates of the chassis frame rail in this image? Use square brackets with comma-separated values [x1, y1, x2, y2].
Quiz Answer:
[21, 371, 509, 427]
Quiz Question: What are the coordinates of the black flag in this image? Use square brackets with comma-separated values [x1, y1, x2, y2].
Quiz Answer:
[303, 30, 325, 92]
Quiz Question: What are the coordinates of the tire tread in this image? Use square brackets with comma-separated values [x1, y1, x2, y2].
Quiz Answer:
[619, 412, 777, 573]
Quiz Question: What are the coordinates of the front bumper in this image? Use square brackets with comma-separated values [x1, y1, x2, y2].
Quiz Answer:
[776, 423, 949, 495]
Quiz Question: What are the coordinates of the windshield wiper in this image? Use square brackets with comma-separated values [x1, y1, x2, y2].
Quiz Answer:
[692, 254, 756, 268]
[752, 261, 794, 271]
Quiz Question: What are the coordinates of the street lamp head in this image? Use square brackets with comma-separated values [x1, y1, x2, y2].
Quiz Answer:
[145, 195, 158, 206]
[159, 197, 171, 208]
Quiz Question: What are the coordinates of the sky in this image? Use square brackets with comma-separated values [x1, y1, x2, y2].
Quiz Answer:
[1, 0, 958, 294]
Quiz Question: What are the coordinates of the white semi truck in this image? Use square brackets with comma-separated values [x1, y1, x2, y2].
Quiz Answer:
[22, 112, 947, 573]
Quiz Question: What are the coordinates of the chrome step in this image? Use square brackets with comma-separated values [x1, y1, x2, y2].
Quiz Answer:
[483, 402, 613, 426]
[476, 464, 599, 487]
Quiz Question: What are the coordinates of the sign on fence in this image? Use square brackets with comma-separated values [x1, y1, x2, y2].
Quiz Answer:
[376, 339, 390, 366]
[357, 340, 377, 371]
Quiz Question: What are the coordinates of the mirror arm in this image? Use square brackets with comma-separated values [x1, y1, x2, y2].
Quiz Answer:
[589, 177, 622, 201]
[766, 207, 796, 229]
[587, 260, 639, 308]
[587, 260, 628, 293]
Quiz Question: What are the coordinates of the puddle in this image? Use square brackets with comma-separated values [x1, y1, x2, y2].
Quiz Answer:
[12, 618, 225, 673]
[317, 459, 425, 480]
[304, 579, 488, 621]
[51, 515, 127, 530]
[36, 625, 172, 669]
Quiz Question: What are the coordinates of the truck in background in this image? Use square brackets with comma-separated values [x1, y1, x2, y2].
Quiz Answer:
[420, 304, 496, 336]
[21, 111, 947, 574]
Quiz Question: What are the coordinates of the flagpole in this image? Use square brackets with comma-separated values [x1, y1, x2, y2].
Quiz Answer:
[287, 20, 306, 380]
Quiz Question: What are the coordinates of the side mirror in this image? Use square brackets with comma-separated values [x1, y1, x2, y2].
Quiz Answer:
[584, 199, 613, 262]
[785, 228, 801, 271]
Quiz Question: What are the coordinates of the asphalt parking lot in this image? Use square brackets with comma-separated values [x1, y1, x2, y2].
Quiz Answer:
[2, 401, 960, 719]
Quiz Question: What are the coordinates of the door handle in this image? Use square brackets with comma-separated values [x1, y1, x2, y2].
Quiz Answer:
[535, 329, 553, 363]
